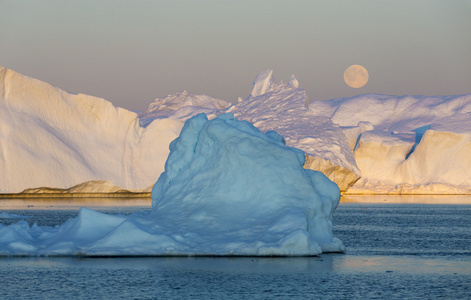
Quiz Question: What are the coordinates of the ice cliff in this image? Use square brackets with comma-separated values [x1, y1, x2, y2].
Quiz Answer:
[310, 94, 471, 194]
[0, 114, 344, 256]
[0, 66, 183, 193]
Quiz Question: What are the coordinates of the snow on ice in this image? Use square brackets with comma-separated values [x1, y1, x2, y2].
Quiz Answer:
[0, 114, 344, 256]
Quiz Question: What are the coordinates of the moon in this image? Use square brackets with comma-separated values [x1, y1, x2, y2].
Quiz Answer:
[344, 65, 369, 88]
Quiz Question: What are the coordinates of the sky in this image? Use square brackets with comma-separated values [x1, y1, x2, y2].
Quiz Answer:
[1, 0, 470, 111]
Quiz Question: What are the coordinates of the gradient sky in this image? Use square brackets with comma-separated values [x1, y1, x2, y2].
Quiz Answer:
[1, 0, 470, 111]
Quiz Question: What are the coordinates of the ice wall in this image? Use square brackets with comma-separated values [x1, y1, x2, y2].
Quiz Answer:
[0, 66, 183, 193]
[310, 94, 471, 194]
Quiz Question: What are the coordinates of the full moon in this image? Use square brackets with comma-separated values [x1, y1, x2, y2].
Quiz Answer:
[344, 65, 369, 88]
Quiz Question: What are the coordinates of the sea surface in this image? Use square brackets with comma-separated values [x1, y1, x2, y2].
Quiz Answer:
[0, 195, 470, 299]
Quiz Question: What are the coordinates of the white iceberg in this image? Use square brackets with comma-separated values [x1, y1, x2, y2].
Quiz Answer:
[309, 94, 471, 194]
[0, 66, 183, 193]
[0, 114, 344, 256]
[227, 70, 361, 192]
[250, 69, 275, 97]
[138, 90, 229, 126]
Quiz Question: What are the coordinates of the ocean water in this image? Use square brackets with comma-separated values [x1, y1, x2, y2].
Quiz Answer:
[0, 196, 470, 299]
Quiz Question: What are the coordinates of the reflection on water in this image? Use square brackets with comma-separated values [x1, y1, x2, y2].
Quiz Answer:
[1, 196, 470, 299]
[331, 255, 471, 275]
[341, 194, 471, 204]
[335, 197, 471, 257]
[0, 197, 152, 210]
[1, 256, 470, 299]
[2, 254, 470, 275]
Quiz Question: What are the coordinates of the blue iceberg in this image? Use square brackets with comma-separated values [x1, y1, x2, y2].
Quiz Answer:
[0, 114, 344, 256]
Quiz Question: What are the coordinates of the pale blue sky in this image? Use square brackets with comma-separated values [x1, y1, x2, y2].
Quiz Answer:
[1, 0, 470, 111]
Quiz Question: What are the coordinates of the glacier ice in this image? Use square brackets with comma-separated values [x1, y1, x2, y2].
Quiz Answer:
[309, 94, 471, 194]
[138, 90, 229, 126]
[250, 69, 275, 97]
[0, 66, 183, 193]
[1, 65, 470, 195]
[0, 114, 344, 256]
[0, 66, 359, 194]
[227, 70, 361, 192]
[141, 69, 362, 192]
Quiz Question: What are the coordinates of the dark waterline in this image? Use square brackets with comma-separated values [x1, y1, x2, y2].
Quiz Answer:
[1, 196, 470, 299]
